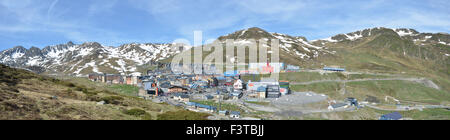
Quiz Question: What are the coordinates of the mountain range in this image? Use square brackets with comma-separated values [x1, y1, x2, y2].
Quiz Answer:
[0, 42, 187, 76]
[0, 27, 448, 77]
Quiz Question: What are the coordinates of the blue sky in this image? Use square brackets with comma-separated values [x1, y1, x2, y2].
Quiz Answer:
[0, 0, 449, 50]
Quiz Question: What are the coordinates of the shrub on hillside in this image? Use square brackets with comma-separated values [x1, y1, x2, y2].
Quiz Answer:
[85, 91, 98, 96]
[123, 108, 147, 116]
[67, 88, 73, 94]
[101, 90, 117, 95]
[142, 114, 153, 120]
[101, 96, 124, 105]
[61, 82, 76, 87]
[74, 86, 85, 91]
[157, 110, 210, 120]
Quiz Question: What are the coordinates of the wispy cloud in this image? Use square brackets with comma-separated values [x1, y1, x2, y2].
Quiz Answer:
[46, 0, 59, 19]
[87, 0, 118, 17]
[0, 0, 128, 47]
[0, 0, 449, 50]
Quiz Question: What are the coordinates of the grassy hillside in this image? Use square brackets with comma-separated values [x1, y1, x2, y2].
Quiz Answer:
[301, 108, 450, 120]
[0, 64, 209, 120]
[311, 32, 450, 92]
[291, 80, 450, 105]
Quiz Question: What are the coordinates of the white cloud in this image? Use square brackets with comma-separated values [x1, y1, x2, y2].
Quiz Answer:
[231, 0, 305, 14]
[87, 0, 118, 16]
[46, 0, 59, 19]
[0, 0, 127, 46]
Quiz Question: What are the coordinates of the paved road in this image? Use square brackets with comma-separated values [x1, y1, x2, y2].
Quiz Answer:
[290, 78, 440, 89]
[291, 78, 424, 85]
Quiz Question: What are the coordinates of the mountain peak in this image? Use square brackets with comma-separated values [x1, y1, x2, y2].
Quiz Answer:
[393, 28, 419, 36]
[29, 47, 40, 51]
[66, 41, 75, 46]
[79, 42, 102, 49]
[3, 46, 27, 54]
[317, 27, 420, 43]
[12, 46, 26, 50]
[246, 27, 266, 32]
[218, 27, 274, 40]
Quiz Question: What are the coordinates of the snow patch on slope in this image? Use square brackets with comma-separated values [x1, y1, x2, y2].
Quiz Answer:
[345, 33, 363, 40]
[322, 37, 338, 42]
[73, 61, 99, 76]
[26, 56, 43, 66]
[11, 52, 24, 59]
[394, 29, 418, 37]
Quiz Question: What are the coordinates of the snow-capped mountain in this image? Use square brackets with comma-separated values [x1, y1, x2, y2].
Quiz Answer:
[216, 27, 329, 60]
[1, 27, 331, 77]
[1, 27, 448, 76]
[0, 41, 187, 76]
[313, 27, 450, 46]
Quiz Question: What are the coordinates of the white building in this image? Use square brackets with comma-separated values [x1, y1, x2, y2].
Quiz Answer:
[233, 79, 243, 90]
[248, 63, 284, 74]
[230, 111, 241, 119]
[247, 79, 279, 92]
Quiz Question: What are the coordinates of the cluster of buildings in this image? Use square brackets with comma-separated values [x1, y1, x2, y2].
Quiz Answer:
[246, 79, 291, 98]
[222, 63, 301, 76]
[171, 63, 302, 75]
[84, 61, 364, 120]
[136, 73, 238, 99]
[87, 63, 348, 103]
[88, 73, 139, 85]
[88, 62, 295, 100]
[88, 62, 301, 119]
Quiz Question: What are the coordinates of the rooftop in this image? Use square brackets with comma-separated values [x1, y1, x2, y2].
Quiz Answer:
[230, 111, 241, 115]
[381, 112, 402, 120]
[331, 103, 347, 108]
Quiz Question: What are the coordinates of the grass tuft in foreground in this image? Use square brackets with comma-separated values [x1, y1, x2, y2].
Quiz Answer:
[157, 110, 211, 120]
